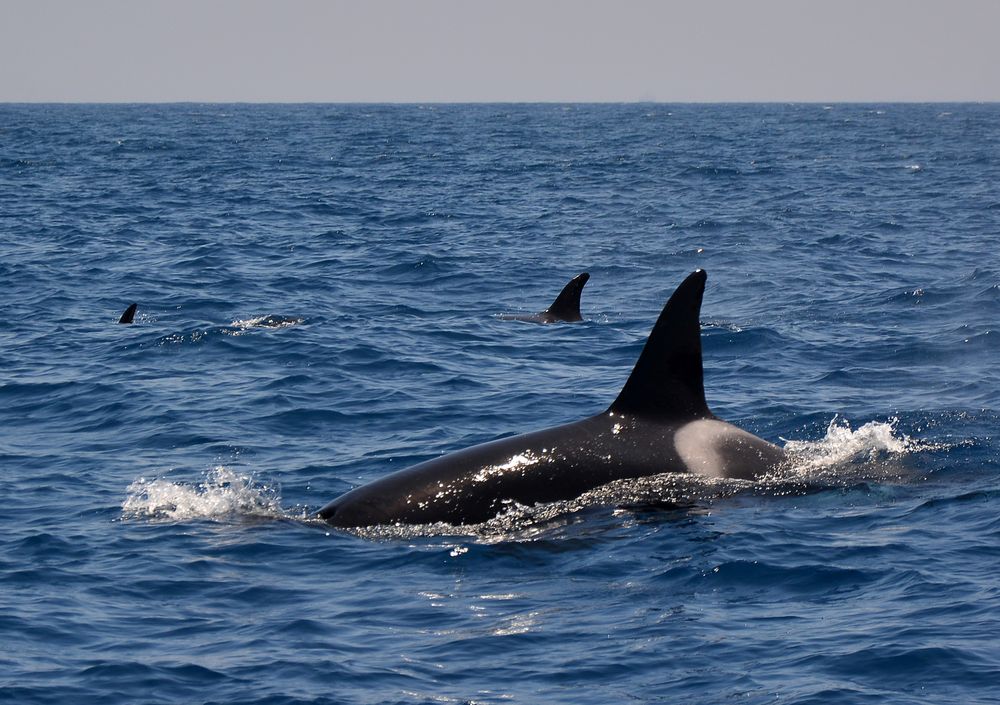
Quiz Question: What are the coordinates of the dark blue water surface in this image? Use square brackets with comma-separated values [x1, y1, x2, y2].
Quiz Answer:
[1, 103, 999, 704]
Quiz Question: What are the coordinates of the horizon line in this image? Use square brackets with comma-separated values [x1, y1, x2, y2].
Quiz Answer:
[3, 99, 999, 106]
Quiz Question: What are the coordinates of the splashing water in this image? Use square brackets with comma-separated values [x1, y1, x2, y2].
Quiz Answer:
[781, 416, 944, 476]
[121, 466, 286, 522]
[227, 315, 305, 332]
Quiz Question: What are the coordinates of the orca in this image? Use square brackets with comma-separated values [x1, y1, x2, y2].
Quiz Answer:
[497, 272, 590, 323]
[319, 270, 786, 528]
[119, 303, 138, 324]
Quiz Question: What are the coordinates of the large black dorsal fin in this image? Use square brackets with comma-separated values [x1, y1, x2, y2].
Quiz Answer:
[609, 270, 711, 419]
[119, 303, 138, 324]
[545, 272, 590, 321]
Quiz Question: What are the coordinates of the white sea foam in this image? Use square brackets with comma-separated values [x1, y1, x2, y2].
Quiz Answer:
[780, 416, 942, 477]
[121, 466, 288, 522]
[229, 315, 304, 331]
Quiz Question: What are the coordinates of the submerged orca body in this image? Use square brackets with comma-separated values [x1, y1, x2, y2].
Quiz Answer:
[498, 272, 590, 323]
[253, 315, 304, 328]
[320, 270, 785, 528]
[119, 303, 138, 324]
[115, 305, 303, 329]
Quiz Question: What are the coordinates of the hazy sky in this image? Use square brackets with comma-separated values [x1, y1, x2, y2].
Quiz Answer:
[2, 0, 998, 102]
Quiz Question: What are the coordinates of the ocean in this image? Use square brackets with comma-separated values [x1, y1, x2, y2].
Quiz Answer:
[1, 103, 998, 704]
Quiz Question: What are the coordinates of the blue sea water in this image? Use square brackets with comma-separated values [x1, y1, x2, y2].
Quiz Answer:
[1, 103, 998, 704]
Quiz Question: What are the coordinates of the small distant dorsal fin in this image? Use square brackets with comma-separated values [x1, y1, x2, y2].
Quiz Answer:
[544, 272, 590, 321]
[119, 303, 138, 324]
[608, 270, 711, 419]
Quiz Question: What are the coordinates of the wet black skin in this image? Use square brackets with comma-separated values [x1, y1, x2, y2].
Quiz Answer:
[118, 303, 138, 324]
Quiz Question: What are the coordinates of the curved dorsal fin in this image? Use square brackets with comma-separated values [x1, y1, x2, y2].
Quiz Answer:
[119, 303, 138, 324]
[544, 272, 590, 321]
[608, 270, 711, 419]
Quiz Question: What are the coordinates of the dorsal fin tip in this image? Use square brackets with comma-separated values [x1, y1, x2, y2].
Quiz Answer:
[545, 272, 590, 321]
[118, 303, 138, 324]
[608, 269, 711, 419]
